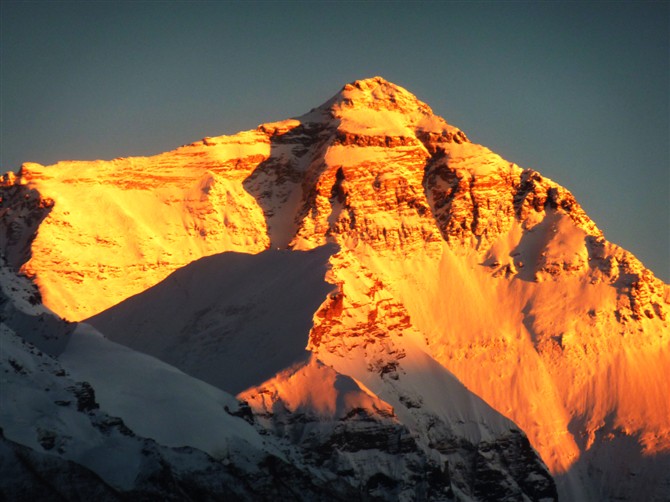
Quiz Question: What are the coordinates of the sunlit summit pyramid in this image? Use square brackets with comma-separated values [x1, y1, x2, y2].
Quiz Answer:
[2, 77, 668, 501]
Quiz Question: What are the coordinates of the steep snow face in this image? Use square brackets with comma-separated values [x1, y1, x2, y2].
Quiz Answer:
[0, 323, 264, 498]
[2, 76, 668, 501]
[87, 238, 557, 500]
[1, 130, 273, 320]
[59, 324, 269, 460]
[3, 267, 443, 501]
[239, 356, 394, 421]
[237, 356, 445, 502]
[239, 354, 556, 502]
[88, 245, 336, 394]
[0, 270, 274, 481]
[306, 251, 558, 501]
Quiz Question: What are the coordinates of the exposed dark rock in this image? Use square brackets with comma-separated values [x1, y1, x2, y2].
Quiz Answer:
[67, 382, 99, 413]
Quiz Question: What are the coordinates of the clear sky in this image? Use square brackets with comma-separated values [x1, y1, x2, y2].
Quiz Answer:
[1, 1, 668, 281]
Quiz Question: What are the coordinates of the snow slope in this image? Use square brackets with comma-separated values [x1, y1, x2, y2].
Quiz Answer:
[0, 324, 256, 498]
[87, 242, 557, 500]
[2, 263, 447, 500]
[88, 244, 336, 394]
[1, 131, 272, 320]
[2, 76, 668, 501]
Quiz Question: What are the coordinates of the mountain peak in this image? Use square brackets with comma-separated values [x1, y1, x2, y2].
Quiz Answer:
[295, 76, 459, 142]
[340, 76, 413, 99]
[331, 76, 434, 116]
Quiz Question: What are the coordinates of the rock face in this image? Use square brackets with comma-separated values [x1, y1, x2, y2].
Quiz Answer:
[1, 76, 668, 501]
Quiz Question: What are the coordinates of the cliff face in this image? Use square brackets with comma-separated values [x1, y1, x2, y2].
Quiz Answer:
[2, 76, 668, 500]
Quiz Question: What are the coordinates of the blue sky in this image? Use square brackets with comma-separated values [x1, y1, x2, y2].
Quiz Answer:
[1, 1, 668, 280]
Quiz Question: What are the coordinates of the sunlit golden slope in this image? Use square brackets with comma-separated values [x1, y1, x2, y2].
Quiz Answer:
[2, 130, 275, 319]
[2, 77, 668, 500]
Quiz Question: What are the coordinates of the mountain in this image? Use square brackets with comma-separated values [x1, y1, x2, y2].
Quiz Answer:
[0, 263, 468, 501]
[1, 76, 668, 500]
[1, 254, 552, 501]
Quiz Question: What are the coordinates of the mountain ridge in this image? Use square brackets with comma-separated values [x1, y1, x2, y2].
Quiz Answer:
[1, 76, 668, 501]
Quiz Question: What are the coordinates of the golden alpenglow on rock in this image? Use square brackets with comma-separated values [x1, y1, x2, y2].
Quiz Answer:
[2, 77, 668, 501]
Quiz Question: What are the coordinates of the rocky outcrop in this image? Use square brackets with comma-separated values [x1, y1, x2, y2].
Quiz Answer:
[0, 172, 53, 269]
[239, 358, 450, 501]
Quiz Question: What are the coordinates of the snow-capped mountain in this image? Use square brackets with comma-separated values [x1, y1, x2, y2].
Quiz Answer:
[1, 77, 668, 500]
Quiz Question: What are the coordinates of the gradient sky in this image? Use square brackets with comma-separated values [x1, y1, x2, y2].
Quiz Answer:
[1, 1, 668, 280]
